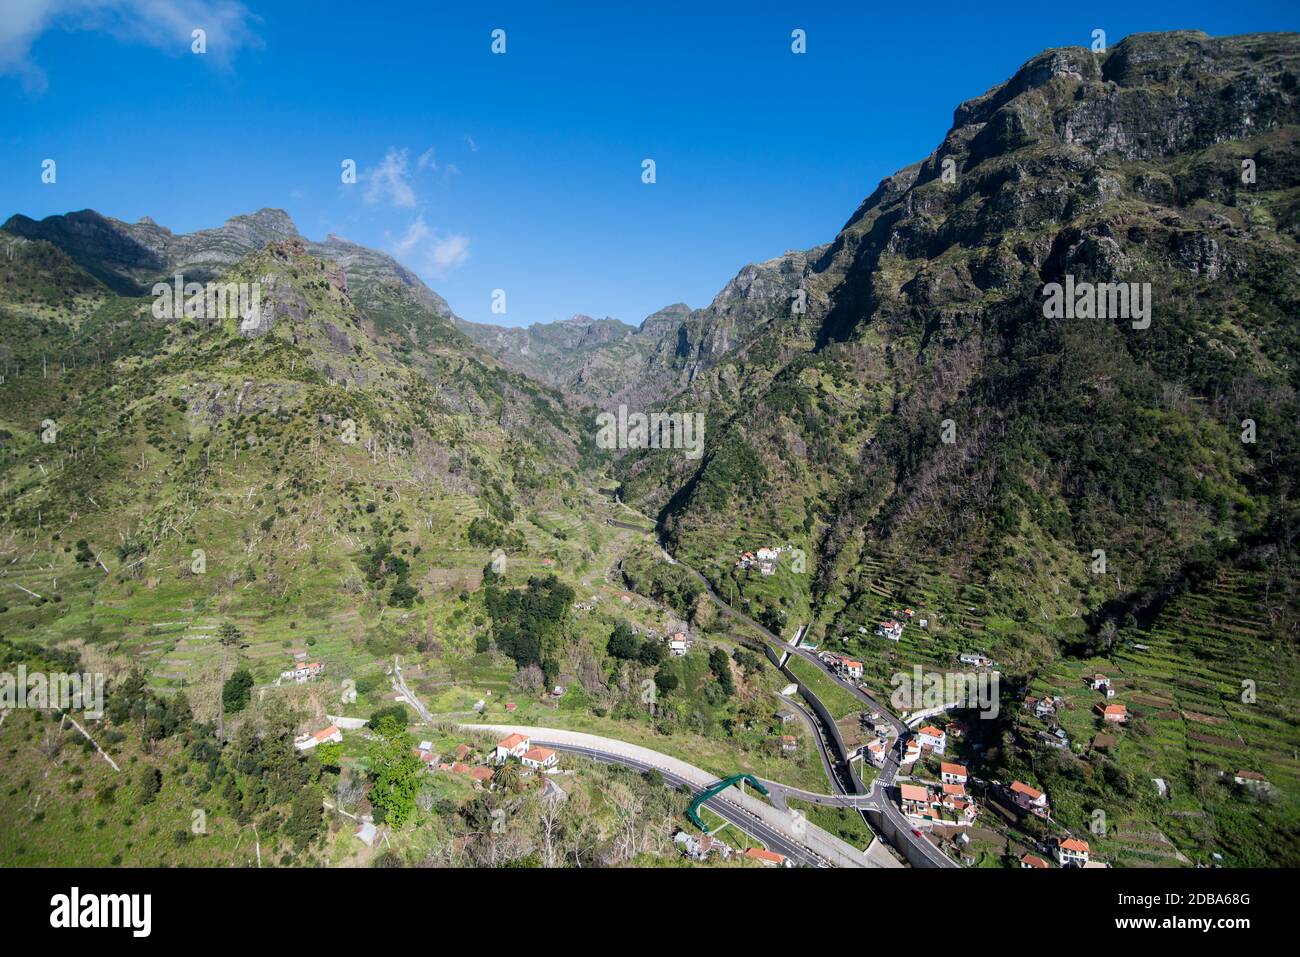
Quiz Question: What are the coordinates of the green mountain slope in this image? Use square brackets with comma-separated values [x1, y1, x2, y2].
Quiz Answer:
[613, 30, 1300, 864]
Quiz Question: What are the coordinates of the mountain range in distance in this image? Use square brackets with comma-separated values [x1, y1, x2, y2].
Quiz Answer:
[1, 28, 1298, 872]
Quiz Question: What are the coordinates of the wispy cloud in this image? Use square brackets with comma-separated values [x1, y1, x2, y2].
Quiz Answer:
[363, 147, 417, 209]
[416, 147, 436, 172]
[430, 233, 469, 271]
[388, 214, 469, 277]
[0, 0, 260, 93]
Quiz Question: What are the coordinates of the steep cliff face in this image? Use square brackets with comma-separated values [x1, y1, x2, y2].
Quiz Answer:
[616, 30, 1300, 646]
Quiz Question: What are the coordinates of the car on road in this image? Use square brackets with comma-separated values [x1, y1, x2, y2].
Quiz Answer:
[912, 828, 923, 838]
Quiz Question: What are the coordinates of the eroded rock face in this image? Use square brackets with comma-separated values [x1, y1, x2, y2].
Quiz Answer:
[238, 270, 308, 338]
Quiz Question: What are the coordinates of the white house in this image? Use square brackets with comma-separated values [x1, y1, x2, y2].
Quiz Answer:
[294, 724, 342, 751]
[1056, 837, 1090, 867]
[494, 733, 531, 762]
[940, 761, 968, 785]
[875, 620, 904, 641]
[667, 632, 690, 656]
[1087, 674, 1115, 697]
[280, 661, 324, 683]
[916, 725, 946, 755]
[958, 652, 992, 668]
[675, 831, 732, 861]
[520, 745, 558, 770]
[837, 658, 864, 680]
[864, 739, 888, 768]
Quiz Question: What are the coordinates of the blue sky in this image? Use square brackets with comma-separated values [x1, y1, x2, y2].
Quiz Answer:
[2, 1, 1296, 327]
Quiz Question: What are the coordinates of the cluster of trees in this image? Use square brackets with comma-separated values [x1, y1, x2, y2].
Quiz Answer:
[361, 536, 419, 608]
[99, 668, 325, 859]
[606, 621, 677, 695]
[467, 516, 526, 551]
[606, 621, 666, 668]
[364, 714, 424, 827]
[482, 575, 575, 685]
[618, 548, 702, 620]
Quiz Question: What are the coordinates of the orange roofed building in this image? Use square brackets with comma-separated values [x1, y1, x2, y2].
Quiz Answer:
[495, 733, 531, 762]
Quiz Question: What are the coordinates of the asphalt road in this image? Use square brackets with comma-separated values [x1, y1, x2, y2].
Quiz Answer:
[656, 534, 958, 869]
[552, 742, 823, 867]
[461, 723, 876, 867]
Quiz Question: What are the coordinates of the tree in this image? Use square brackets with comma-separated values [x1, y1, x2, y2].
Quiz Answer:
[366, 719, 423, 827]
[217, 622, 243, 648]
[285, 787, 323, 851]
[135, 765, 162, 804]
[315, 741, 342, 772]
[708, 647, 735, 696]
[222, 669, 253, 714]
[637, 640, 666, 667]
[607, 622, 639, 660]
[494, 759, 522, 793]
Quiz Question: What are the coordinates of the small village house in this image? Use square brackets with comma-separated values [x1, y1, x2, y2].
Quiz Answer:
[916, 725, 946, 755]
[494, 733, 531, 762]
[1009, 780, 1050, 817]
[280, 661, 324, 683]
[1087, 674, 1115, 697]
[742, 847, 789, 867]
[1056, 837, 1091, 867]
[521, 746, 558, 770]
[1095, 702, 1128, 723]
[294, 724, 342, 751]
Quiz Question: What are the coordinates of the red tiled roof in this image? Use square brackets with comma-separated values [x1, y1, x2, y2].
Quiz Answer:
[498, 733, 528, 749]
[940, 762, 967, 777]
[1010, 780, 1043, 800]
[1021, 853, 1050, 869]
[1058, 837, 1090, 853]
[918, 725, 944, 737]
[521, 746, 555, 763]
[743, 848, 785, 864]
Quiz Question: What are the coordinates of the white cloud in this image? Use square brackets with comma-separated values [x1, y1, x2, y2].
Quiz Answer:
[0, 0, 260, 93]
[416, 147, 436, 172]
[390, 215, 430, 257]
[430, 234, 469, 271]
[388, 214, 469, 277]
[363, 147, 417, 209]
[464, 134, 478, 153]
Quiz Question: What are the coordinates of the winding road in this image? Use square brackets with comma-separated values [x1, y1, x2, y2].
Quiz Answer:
[461, 723, 875, 868]
[645, 522, 957, 869]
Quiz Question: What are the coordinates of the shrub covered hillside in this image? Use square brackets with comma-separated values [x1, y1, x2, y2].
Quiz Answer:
[615, 31, 1300, 863]
[0, 224, 602, 727]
